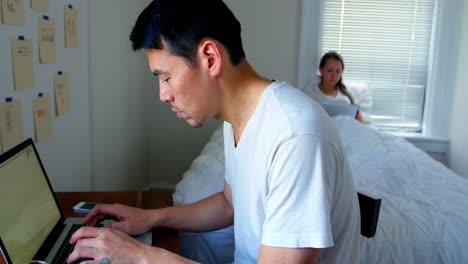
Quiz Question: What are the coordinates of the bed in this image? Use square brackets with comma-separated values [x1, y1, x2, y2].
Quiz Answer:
[172, 116, 468, 264]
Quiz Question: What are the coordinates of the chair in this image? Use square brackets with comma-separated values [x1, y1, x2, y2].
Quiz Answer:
[357, 192, 381, 238]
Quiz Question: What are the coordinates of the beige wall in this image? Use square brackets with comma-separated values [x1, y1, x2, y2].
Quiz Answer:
[89, 0, 153, 190]
[225, 0, 301, 86]
[0, 0, 92, 191]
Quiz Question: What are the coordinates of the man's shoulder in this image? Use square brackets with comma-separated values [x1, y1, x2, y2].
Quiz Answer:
[268, 82, 317, 112]
[264, 83, 344, 149]
[269, 81, 306, 97]
[267, 82, 327, 127]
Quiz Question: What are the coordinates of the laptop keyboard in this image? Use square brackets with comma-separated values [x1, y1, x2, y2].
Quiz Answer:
[51, 224, 92, 264]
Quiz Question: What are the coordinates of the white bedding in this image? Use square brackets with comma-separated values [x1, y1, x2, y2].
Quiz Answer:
[173, 116, 468, 263]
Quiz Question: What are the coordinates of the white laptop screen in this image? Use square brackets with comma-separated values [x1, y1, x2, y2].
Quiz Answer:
[0, 144, 61, 264]
[322, 103, 359, 118]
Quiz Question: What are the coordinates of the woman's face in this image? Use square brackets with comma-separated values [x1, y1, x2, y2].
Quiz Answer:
[320, 58, 343, 87]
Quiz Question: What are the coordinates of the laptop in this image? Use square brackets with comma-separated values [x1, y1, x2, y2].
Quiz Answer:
[322, 103, 360, 119]
[0, 138, 151, 264]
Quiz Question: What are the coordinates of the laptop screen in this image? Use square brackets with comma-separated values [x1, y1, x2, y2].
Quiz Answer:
[0, 143, 61, 264]
[322, 103, 359, 118]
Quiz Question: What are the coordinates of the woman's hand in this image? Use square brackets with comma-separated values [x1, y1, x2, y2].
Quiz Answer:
[356, 111, 365, 124]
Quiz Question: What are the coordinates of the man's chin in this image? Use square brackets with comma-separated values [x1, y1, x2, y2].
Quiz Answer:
[186, 119, 204, 128]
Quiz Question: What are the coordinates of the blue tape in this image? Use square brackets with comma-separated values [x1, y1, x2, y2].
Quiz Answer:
[38, 93, 43, 97]
[18, 35, 25, 41]
[68, 4, 73, 9]
[43, 15, 49, 20]
[5, 97, 13, 103]
[58, 71, 63, 75]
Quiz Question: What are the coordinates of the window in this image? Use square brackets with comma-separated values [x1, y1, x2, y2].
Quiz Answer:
[320, 0, 437, 131]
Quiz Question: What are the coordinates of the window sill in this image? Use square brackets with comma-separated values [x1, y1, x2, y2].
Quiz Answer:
[384, 131, 449, 165]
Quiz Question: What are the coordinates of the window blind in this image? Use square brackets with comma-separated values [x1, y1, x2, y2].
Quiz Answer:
[320, 0, 436, 131]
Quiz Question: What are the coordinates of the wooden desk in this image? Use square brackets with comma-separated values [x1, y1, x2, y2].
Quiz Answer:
[55, 191, 180, 254]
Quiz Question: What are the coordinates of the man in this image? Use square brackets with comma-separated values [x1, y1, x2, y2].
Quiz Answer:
[67, 0, 360, 263]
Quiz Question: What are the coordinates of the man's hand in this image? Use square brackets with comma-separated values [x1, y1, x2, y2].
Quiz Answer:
[67, 226, 150, 263]
[82, 204, 153, 235]
[68, 226, 199, 264]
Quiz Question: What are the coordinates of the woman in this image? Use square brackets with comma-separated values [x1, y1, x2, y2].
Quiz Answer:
[309, 51, 365, 123]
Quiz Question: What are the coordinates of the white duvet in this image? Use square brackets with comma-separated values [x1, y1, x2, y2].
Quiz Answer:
[173, 116, 468, 264]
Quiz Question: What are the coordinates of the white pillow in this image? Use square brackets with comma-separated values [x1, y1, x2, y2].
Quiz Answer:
[345, 81, 372, 112]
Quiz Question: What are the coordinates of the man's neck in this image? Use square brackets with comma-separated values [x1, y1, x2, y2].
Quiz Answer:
[217, 60, 272, 144]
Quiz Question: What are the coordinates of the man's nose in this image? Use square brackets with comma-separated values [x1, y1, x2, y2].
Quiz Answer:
[159, 84, 174, 103]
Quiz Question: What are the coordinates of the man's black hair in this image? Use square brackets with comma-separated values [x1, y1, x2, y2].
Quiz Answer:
[129, 0, 246, 66]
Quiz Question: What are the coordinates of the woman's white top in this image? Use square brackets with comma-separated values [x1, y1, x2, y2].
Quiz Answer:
[304, 85, 351, 105]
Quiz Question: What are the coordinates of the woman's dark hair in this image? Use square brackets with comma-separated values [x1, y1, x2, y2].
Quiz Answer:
[129, 0, 246, 66]
[319, 51, 355, 104]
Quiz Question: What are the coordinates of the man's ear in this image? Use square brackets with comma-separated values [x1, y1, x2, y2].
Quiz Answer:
[198, 39, 222, 76]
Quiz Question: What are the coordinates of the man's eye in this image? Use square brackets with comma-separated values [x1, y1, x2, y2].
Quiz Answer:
[164, 78, 171, 82]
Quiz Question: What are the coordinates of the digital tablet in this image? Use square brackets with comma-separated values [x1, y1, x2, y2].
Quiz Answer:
[322, 103, 360, 118]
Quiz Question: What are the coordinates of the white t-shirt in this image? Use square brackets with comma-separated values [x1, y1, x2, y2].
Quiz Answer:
[305, 85, 351, 106]
[224, 81, 360, 264]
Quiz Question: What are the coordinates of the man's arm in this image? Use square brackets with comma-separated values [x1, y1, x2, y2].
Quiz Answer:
[257, 245, 320, 264]
[152, 180, 234, 232]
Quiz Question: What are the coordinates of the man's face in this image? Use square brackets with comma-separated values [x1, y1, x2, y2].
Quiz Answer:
[147, 48, 217, 128]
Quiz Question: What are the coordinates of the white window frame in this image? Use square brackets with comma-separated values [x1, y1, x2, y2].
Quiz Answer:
[298, 0, 463, 139]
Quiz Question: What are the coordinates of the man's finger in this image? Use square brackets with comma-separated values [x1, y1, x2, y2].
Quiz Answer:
[69, 226, 100, 244]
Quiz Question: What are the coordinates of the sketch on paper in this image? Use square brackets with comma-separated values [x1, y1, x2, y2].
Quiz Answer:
[2, 0, 24, 25]
[65, 7, 79, 48]
[6, 0, 20, 13]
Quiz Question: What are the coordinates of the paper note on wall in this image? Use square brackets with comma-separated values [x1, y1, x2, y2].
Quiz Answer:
[0, 99, 24, 152]
[1, 0, 24, 25]
[11, 38, 34, 89]
[38, 17, 56, 64]
[30, 0, 47, 12]
[0, 0, 3, 23]
[54, 72, 71, 116]
[64, 5, 79, 48]
[33, 94, 52, 142]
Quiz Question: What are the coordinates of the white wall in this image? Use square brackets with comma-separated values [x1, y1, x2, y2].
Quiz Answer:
[0, 0, 92, 191]
[449, 2, 468, 178]
[424, 0, 464, 139]
[225, 0, 301, 86]
[88, 0, 154, 191]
